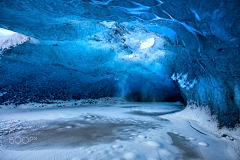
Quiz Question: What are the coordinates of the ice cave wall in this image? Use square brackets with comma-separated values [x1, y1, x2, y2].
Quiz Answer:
[0, 22, 183, 103]
[0, 0, 239, 128]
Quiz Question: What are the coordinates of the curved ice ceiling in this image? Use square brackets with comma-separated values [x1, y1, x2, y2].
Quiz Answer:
[0, 0, 239, 128]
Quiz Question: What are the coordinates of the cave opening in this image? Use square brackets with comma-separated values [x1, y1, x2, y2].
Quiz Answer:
[0, 0, 240, 159]
[0, 23, 186, 104]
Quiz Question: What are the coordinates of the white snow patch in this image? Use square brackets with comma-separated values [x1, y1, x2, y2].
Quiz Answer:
[158, 149, 172, 157]
[0, 28, 15, 36]
[138, 135, 146, 139]
[198, 142, 208, 147]
[146, 141, 161, 148]
[0, 102, 239, 159]
[0, 33, 30, 52]
[123, 152, 136, 160]
[176, 102, 240, 140]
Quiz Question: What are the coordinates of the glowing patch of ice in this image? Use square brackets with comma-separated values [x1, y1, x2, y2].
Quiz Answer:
[145, 25, 176, 44]
[189, 7, 201, 21]
[198, 142, 208, 147]
[140, 38, 155, 49]
[128, 54, 134, 58]
[0, 28, 15, 36]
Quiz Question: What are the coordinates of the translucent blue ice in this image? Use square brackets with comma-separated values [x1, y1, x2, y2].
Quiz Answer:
[0, 0, 239, 128]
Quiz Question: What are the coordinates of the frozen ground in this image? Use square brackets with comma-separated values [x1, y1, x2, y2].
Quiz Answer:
[0, 102, 239, 160]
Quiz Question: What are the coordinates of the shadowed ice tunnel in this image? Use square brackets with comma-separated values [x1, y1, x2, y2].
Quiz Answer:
[0, 0, 240, 128]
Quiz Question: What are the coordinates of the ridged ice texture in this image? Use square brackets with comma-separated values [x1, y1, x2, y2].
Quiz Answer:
[0, 0, 240, 128]
[0, 22, 183, 104]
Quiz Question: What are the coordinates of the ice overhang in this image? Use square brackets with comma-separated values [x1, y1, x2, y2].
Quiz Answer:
[0, 28, 30, 53]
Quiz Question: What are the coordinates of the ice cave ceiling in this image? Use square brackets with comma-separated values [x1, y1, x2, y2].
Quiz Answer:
[0, 0, 240, 128]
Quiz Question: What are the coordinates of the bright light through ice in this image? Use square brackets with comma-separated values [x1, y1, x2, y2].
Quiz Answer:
[140, 38, 155, 50]
[128, 54, 134, 58]
[0, 28, 15, 36]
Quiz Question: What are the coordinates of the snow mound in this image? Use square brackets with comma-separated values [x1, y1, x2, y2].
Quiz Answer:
[0, 33, 30, 52]
[146, 141, 161, 148]
[137, 135, 146, 139]
[177, 102, 240, 140]
[198, 142, 208, 147]
[123, 152, 136, 160]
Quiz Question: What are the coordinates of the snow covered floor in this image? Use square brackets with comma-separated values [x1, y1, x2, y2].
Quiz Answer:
[0, 102, 239, 160]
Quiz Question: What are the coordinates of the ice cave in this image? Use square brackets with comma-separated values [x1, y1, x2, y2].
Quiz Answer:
[0, 0, 240, 159]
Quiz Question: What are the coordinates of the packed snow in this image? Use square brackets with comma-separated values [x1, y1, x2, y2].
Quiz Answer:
[0, 28, 30, 53]
[0, 102, 239, 160]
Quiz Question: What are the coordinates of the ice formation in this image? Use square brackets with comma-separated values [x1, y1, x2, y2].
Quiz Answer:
[0, 0, 239, 129]
[0, 28, 30, 54]
[171, 73, 197, 90]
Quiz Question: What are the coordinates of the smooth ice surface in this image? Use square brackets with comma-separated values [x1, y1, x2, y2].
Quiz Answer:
[0, 102, 239, 160]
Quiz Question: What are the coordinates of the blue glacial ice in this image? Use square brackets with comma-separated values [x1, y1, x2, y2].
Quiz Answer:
[0, 0, 239, 128]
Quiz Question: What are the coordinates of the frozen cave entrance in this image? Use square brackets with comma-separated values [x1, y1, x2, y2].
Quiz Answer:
[0, 23, 187, 104]
[0, 0, 240, 159]
[0, 6, 239, 128]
